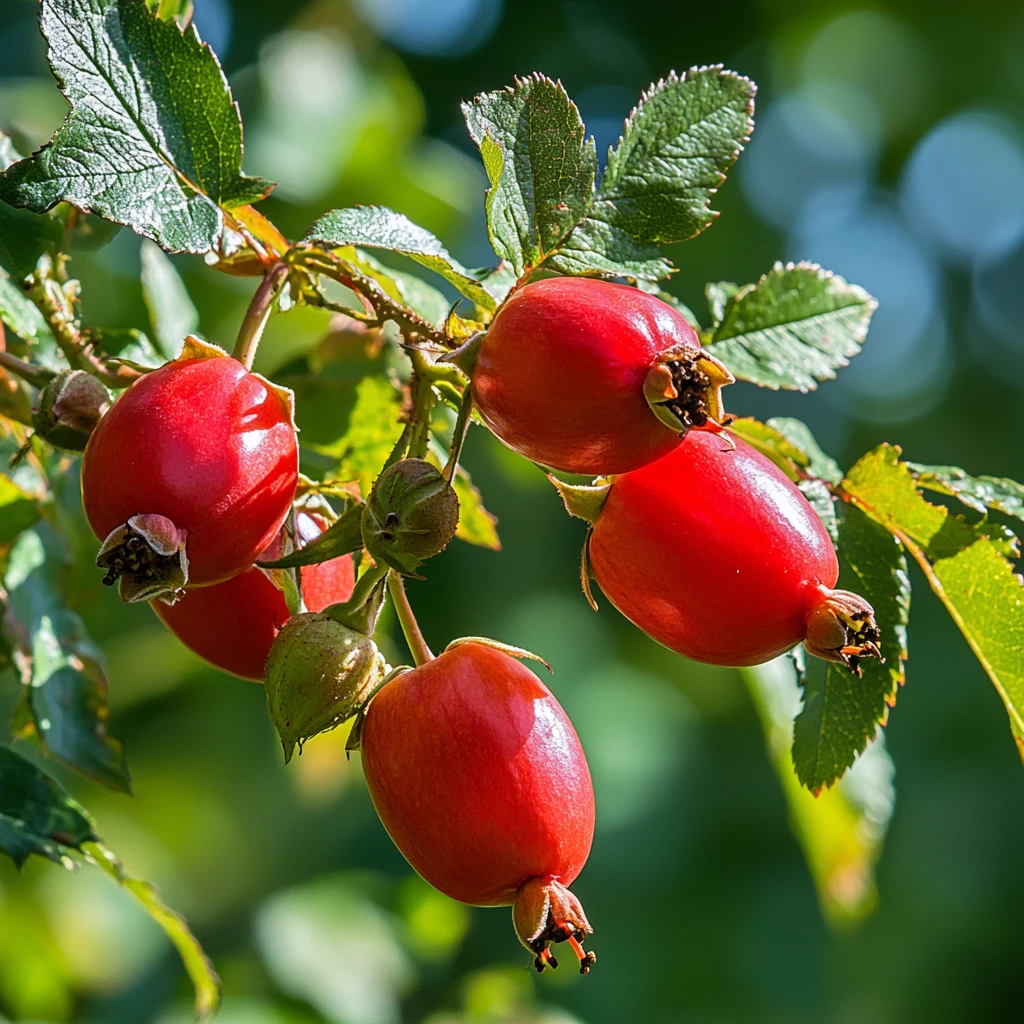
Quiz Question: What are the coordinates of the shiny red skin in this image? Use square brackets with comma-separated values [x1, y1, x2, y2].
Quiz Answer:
[589, 429, 840, 666]
[361, 643, 595, 907]
[472, 277, 699, 475]
[82, 357, 298, 586]
[152, 513, 356, 681]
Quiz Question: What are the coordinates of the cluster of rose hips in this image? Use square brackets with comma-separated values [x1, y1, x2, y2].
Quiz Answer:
[76, 276, 881, 975]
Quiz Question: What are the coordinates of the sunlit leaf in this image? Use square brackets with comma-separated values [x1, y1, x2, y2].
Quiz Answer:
[0, 743, 97, 868]
[743, 659, 895, 928]
[843, 445, 1024, 761]
[726, 416, 842, 485]
[551, 67, 755, 280]
[319, 376, 405, 499]
[451, 466, 500, 551]
[0, 0, 274, 253]
[0, 272, 54, 346]
[799, 479, 838, 543]
[93, 326, 165, 369]
[426, 447, 499, 551]
[463, 74, 597, 277]
[708, 262, 877, 391]
[727, 418, 809, 480]
[766, 417, 843, 484]
[145, 0, 193, 23]
[792, 503, 910, 791]
[908, 462, 1024, 528]
[0, 475, 42, 547]
[306, 207, 497, 312]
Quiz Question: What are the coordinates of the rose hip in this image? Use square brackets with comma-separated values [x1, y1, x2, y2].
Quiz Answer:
[360, 641, 597, 973]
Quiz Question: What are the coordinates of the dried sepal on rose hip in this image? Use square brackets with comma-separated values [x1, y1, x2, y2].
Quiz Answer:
[466, 277, 734, 476]
[81, 336, 298, 603]
[357, 639, 596, 974]
[361, 458, 459, 575]
[554, 428, 882, 672]
[152, 509, 356, 681]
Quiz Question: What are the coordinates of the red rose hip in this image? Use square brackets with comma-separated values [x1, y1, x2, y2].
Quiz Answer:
[359, 640, 597, 973]
[470, 277, 733, 475]
[152, 512, 356, 681]
[563, 429, 881, 669]
[81, 342, 298, 602]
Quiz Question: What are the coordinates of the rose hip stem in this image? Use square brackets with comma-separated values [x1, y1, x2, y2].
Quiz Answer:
[232, 261, 290, 370]
[386, 570, 434, 666]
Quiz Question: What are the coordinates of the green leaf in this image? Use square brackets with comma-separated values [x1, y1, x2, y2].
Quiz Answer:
[145, 0, 193, 22]
[87, 840, 221, 1020]
[258, 503, 363, 570]
[792, 501, 910, 792]
[0, 475, 42, 546]
[93, 326, 164, 369]
[462, 74, 597, 277]
[551, 67, 755, 280]
[727, 417, 809, 480]
[306, 207, 497, 312]
[0, 272, 54, 346]
[0, 743, 97, 868]
[907, 463, 1024, 528]
[468, 263, 516, 306]
[708, 262, 877, 391]
[767, 417, 844, 484]
[543, 214, 672, 280]
[451, 466, 500, 551]
[706, 280, 741, 323]
[140, 239, 198, 358]
[726, 416, 842, 485]
[316, 376, 405, 499]
[843, 445, 1024, 761]
[0, 0, 274, 254]
[4, 527, 130, 793]
[799, 479, 839, 543]
[0, 204, 64, 282]
[0, 742, 219, 1017]
[743, 661, 894, 928]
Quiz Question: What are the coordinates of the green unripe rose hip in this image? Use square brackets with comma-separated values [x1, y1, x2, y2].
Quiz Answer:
[361, 458, 459, 574]
[265, 612, 387, 762]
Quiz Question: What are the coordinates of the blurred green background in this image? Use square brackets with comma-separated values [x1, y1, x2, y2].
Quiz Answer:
[3, 0, 1024, 1021]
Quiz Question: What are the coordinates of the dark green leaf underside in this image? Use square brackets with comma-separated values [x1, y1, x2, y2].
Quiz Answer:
[0, 744, 97, 868]
[5, 528, 130, 793]
[792, 502, 910, 791]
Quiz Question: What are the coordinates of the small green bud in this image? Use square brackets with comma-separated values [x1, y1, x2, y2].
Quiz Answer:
[32, 370, 110, 451]
[265, 612, 387, 762]
[362, 458, 459, 574]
